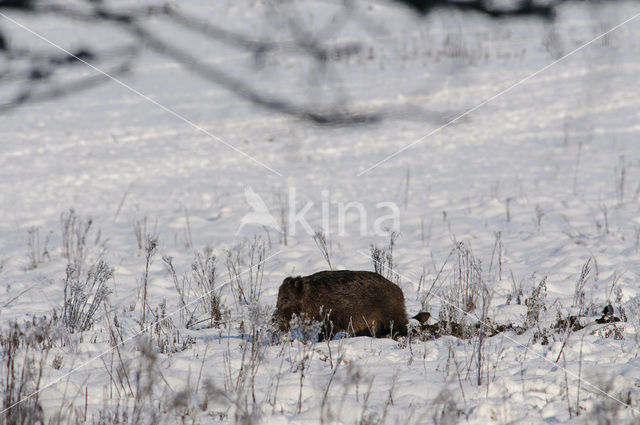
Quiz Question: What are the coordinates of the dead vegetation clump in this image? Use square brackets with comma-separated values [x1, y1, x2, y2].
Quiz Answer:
[0, 316, 63, 425]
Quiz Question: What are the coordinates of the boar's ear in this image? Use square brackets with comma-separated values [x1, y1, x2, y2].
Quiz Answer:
[292, 276, 303, 293]
[283, 276, 303, 293]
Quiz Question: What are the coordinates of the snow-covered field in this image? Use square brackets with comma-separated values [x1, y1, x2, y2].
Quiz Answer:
[2, 1, 640, 423]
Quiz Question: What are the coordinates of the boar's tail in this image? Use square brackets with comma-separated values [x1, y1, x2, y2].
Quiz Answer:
[412, 312, 430, 324]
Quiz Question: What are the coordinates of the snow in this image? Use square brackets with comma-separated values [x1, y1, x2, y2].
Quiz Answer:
[1, 0, 640, 423]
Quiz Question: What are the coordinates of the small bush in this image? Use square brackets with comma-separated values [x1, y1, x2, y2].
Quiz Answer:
[192, 247, 223, 327]
[524, 276, 547, 330]
[370, 231, 400, 284]
[61, 208, 93, 272]
[63, 259, 113, 333]
[0, 319, 60, 425]
[225, 237, 266, 307]
[25, 227, 51, 271]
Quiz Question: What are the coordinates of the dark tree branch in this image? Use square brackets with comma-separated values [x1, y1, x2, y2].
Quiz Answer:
[121, 16, 377, 125]
[165, 6, 361, 63]
[14, 3, 379, 125]
[0, 0, 615, 124]
[0, 63, 130, 113]
[0, 44, 137, 81]
[0, 0, 36, 11]
[393, 0, 555, 18]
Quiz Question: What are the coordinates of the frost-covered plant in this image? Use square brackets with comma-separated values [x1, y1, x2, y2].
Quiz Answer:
[313, 230, 333, 270]
[93, 336, 216, 424]
[225, 237, 266, 307]
[452, 242, 482, 313]
[162, 255, 192, 326]
[573, 257, 593, 315]
[475, 283, 493, 386]
[164, 248, 226, 330]
[132, 216, 148, 254]
[287, 313, 323, 343]
[434, 242, 483, 322]
[286, 314, 320, 414]
[419, 248, 456, 312]
[25, 226, 51, 271]
[192, 246, 223, 327]
[371, 231, 400, 284]
[221, 327, 267, 423]
[1, 319, 59, 425]
[525, 276, 547, 331]
[149, 299, 195, 354]
[63, 259, 113, 333]
[534, 204, 545, 234]
[435, 243, 483, 338]
[140, 235, 158, 330]
[506, 271, 524, 306]
[60, 208, 93, 274]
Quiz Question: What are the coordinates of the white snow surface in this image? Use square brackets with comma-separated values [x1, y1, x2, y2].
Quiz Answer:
[1, 0, 640, 424]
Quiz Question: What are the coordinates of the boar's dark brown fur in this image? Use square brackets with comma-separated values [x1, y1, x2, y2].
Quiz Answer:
[273, 270, 418, 339]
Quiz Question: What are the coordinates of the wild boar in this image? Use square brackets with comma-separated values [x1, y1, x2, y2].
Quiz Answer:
[273, 270, 426, 339]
